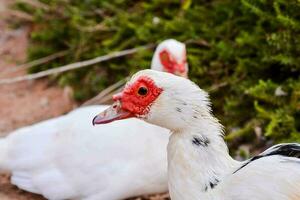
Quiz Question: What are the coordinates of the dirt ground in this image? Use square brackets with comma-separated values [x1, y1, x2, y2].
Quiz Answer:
[0, 0, 76, 199]
[0, 9, 76, 135]
[0, 1, 168, 199]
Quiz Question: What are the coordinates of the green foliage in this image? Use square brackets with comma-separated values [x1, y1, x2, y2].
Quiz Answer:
[15, 0, 300, 151]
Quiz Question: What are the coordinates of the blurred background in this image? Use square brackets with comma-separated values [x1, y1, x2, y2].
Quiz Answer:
[0, 0, 299, 199]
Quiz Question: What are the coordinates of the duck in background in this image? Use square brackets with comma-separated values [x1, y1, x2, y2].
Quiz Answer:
[0, 39, 187, 200]
[93, 69, 300, 200]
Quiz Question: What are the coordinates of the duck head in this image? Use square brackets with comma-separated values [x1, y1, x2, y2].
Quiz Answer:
[93, 70, 210, 132]
[151, 39, 188, 78]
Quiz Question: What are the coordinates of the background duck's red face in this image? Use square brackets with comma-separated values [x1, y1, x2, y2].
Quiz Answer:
[159, 49, 187, 76]
[93, 76, 162, 125]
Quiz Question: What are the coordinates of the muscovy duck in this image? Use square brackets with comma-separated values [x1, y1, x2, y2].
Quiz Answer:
[0, 39, 187, 200]
[93, 69, 300, 200]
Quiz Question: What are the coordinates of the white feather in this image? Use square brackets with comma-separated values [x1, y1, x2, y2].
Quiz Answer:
[1, 106, 169, 199]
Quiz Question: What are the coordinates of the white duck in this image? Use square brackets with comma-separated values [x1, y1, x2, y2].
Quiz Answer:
[0, 39, 187, 200]
[93, 69, 300, 200]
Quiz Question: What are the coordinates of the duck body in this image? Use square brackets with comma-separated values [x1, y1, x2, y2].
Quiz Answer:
[0, 105, 169, 200]
[168, 131, 300, 200]
[1, 39, 188, 199]
[93, 70, 300, 200]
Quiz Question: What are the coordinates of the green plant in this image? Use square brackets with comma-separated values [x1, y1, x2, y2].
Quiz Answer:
[15, 0, 300, 153]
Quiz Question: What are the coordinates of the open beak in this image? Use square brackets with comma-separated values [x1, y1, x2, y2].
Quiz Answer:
[92, 100, 134, 125]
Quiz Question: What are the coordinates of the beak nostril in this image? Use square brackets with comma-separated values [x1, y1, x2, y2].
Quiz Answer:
[113, 93, 123, 101]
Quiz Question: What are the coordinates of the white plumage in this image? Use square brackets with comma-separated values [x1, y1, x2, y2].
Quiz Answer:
[94, 70, 300, 200]
[0, 39, 187, 200]
[1, 107, 169, 199]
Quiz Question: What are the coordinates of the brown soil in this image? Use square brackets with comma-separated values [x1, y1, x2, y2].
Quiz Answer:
[0, 2, 77, 136]
[0, 1, 168, 199]
[0, 0, 74, 199]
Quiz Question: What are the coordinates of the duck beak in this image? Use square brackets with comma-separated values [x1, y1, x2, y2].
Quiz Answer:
[92, 100, 133, 125]
[175, 64, 188, 78]
[175, 71, 188, 78]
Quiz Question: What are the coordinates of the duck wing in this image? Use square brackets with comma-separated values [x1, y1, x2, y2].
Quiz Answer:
[220, 143, 300, 200]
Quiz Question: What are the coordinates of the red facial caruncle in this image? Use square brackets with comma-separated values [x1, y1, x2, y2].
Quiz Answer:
[159, 49, 186, 74]
[92, 76, 163, 125]
[113, 76, 163, 116]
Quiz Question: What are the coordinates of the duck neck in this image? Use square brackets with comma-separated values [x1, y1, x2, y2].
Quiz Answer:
[167, 117, 238, 199]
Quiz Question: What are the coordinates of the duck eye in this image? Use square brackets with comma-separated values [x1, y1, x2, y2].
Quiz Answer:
[137, 86, 148, 96]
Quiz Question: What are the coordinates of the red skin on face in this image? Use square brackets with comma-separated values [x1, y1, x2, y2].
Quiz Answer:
[113, 76, 163, 116]
[159, 49, 186, 74]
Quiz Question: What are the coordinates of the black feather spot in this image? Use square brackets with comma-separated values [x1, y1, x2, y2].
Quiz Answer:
[204, 177, 219, 192]
[192, 136, 210, 147]
[176, 107, 182, 112]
